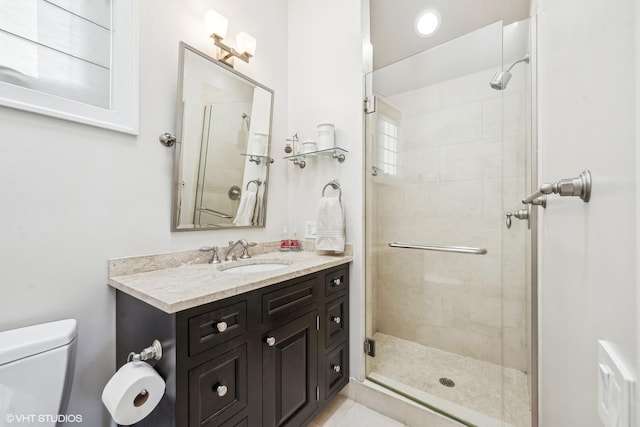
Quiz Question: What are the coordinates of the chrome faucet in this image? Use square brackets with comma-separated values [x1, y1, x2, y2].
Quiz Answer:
[224, 239, 256, 261]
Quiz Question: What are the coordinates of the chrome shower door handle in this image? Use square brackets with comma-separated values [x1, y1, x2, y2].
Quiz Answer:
[506, 206, 530, 229]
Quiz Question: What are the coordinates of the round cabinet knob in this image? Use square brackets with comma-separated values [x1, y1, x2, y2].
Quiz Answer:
[332, 316, 341, 324]
[215, 384, 228, 397]
[266, 336, 276, 347]
[332, 365, 341, 373]
[216, 322, 228, 333]
[333, 278, 342, 286]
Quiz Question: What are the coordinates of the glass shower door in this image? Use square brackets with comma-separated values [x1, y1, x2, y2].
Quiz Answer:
[364, 19, 533, 427]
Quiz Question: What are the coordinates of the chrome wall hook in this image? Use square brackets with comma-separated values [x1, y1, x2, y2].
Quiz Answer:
[523, 170, 591, 205]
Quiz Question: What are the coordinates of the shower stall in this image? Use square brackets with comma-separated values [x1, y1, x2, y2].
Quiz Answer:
[364, 19, 535, 427]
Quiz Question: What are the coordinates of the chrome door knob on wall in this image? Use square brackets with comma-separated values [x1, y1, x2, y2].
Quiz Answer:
[523, 170, 592, 206]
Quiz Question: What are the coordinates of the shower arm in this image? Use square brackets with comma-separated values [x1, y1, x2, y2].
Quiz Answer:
[504, 54, 530, 73]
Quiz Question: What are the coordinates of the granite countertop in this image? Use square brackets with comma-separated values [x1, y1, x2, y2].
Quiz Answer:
[108, 243, 352, 314]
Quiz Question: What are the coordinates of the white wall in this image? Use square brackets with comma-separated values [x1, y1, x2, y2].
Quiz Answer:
[536, 0, 637, 425]
[287, 0, 365, 378]
[0, 0, 288, 425]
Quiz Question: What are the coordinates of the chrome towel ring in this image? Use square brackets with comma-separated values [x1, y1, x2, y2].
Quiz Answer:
[246, 179, 262, 191]
[322, 180, 342, 201]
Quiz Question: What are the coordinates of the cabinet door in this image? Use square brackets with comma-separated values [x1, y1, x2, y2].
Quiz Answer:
[189, 345, 247, 427]
[325, 297, 347, 349]
[262, 310, 318, 427]
[324, 342, 348, 400]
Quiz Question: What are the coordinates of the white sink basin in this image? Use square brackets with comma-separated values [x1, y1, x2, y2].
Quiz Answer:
[220, 262, 289, 273]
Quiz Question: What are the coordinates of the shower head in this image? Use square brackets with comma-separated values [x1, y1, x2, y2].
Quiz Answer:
[241, 113, 251, 130]
[490, 70, 511, 90]
[489, 53, 530, 90]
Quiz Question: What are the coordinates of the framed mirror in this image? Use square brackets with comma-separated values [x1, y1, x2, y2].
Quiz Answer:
[172, 42, 274, 231]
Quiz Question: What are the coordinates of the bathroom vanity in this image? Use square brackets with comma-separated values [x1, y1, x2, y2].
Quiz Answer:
[108, 245, 351, 427]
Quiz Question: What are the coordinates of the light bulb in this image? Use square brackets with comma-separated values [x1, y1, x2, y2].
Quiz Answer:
[236, 32, 256, 56]
[204, 10, 228, 39]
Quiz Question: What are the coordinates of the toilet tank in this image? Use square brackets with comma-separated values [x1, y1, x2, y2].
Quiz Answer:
[0, 319, 78, 426]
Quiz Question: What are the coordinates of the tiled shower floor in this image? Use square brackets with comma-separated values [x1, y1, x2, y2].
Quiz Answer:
[369, 333, 531, 427]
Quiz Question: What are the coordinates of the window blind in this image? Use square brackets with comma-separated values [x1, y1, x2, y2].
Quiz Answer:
[0, 0, 111, 108]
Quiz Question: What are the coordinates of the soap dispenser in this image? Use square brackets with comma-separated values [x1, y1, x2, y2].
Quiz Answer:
[280, 226, 289, 251]
[290, 227, 300, 251]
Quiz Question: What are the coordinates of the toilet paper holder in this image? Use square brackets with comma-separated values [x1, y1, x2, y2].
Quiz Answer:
[127, 340, 163, 363]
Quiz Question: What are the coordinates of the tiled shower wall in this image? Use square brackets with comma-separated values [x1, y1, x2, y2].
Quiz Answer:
[373, 67, 528, 371]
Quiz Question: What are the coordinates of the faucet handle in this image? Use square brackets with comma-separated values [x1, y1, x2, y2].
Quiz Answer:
[199, 246, 222, 264]
[210, 246, 221, 264]
[228, 240, 234, 246]
[239, 243, 255, 259]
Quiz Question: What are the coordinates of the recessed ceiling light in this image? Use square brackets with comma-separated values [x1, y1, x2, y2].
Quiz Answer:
[414, 9, 441, 38]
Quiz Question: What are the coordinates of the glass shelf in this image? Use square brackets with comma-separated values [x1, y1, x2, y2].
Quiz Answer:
[240, 153, 274, 165]
[283, 147, 348, 169]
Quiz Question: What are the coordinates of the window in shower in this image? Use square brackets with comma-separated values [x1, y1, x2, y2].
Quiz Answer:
[376, 115, 398, 176]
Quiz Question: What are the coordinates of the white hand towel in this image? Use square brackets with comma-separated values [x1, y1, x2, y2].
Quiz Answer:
[315, 195, 345, 253]
[252, 183, 265, 226]
[233, 191, 257, 226]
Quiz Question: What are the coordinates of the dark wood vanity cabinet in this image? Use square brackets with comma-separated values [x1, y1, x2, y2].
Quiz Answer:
[262, 310, 318, 427]
[116, 264, 349, 427]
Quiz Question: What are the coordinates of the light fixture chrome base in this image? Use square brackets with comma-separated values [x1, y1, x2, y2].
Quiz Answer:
[212, 35, 252, 67]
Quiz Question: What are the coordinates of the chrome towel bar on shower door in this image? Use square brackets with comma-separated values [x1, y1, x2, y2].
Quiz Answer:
[389, 242, 487, 255]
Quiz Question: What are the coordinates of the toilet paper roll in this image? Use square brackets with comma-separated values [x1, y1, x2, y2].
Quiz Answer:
[101, 361, 165, 426]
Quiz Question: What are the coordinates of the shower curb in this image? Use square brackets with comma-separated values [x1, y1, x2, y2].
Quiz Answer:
[342, 378, 469, 427]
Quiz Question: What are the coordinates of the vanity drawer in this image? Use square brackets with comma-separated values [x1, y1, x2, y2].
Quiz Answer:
[325, 267, 348, 297]
[189, 345, 247, 427]
[325, 297, 347, 349]
[324, 342, 348, 400]
[188, 301, 247, 357]
[261, 276, 320, 325]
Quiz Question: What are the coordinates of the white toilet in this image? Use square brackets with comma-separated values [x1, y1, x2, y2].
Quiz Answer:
[0, 319, 78, 426]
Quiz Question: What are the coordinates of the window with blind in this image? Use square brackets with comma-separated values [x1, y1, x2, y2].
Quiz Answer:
[0, 0, 138, 134]
[377, 115, 398, 176]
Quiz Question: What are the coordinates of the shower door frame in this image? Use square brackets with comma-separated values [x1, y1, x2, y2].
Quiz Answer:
[529, 14, 539, 427]
[360, 16, 540, 427]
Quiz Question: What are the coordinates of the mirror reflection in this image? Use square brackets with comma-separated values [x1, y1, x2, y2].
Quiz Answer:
[173, 42, 274, 231]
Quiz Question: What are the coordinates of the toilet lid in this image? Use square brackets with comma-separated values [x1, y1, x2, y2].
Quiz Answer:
[0, 319, 77, 366]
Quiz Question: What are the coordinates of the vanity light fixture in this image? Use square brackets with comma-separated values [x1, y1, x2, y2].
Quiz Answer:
[204, 9, 256, 67]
